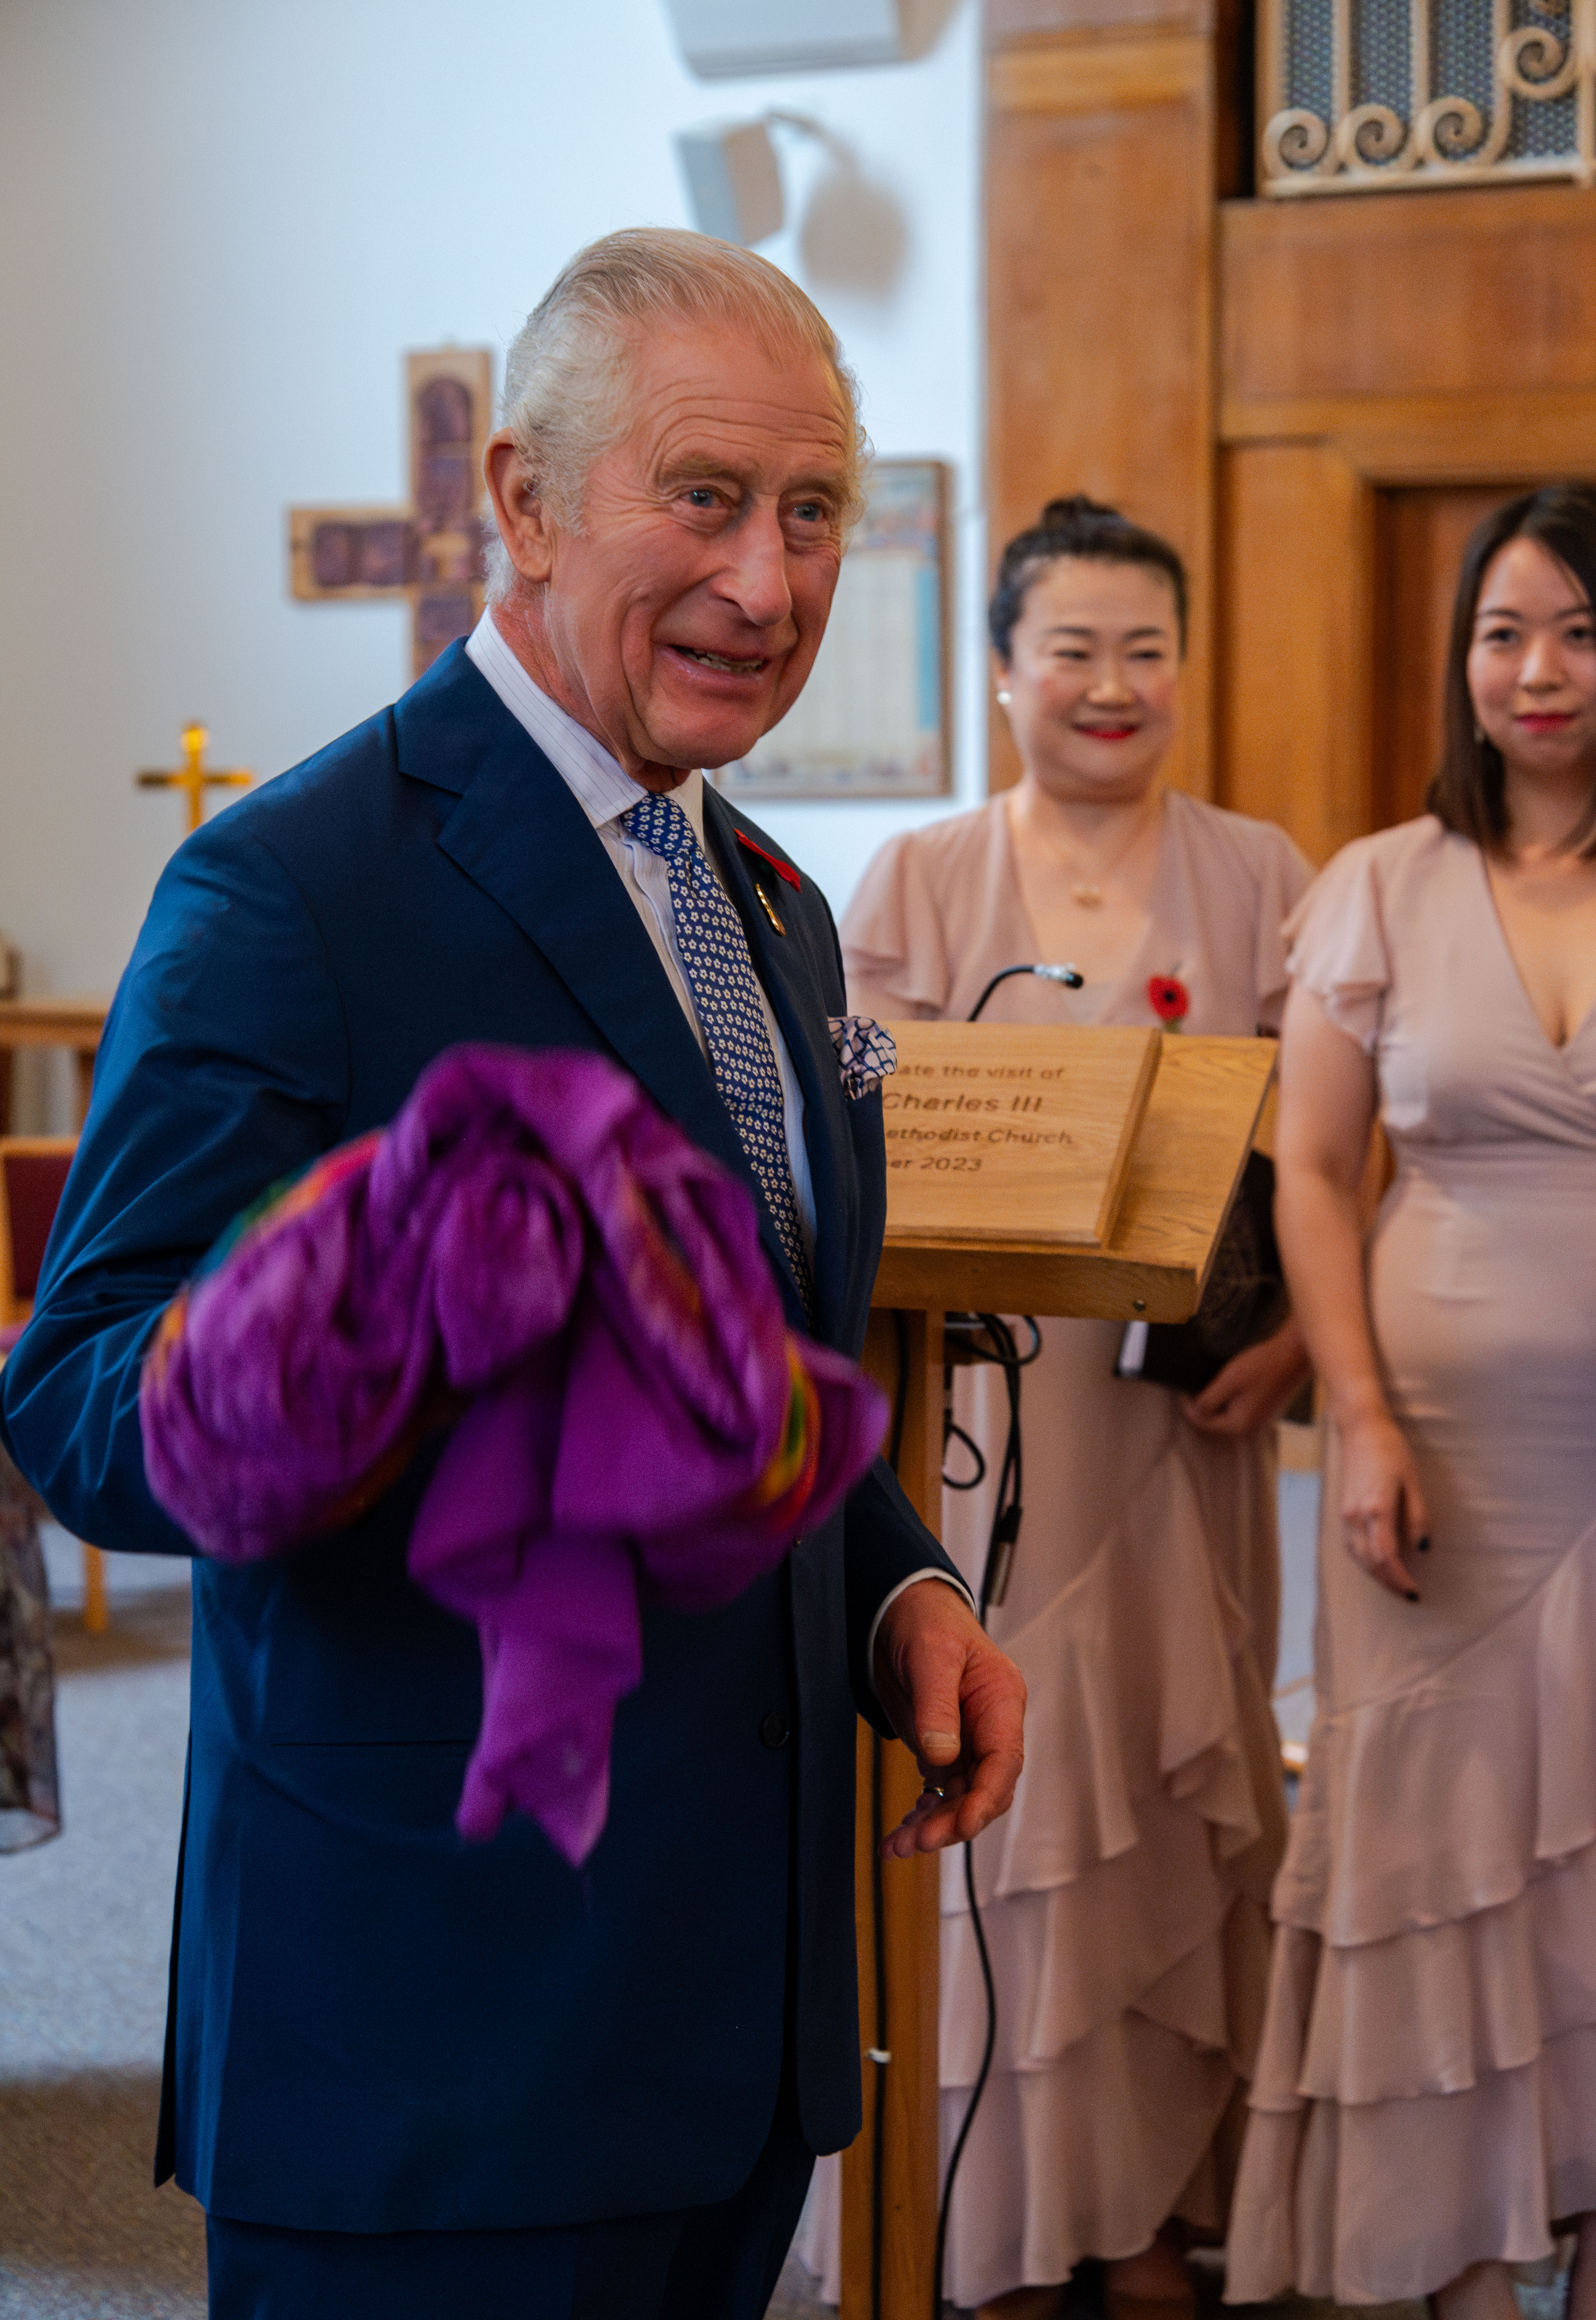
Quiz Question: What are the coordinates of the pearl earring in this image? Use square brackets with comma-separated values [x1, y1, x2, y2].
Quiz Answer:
[996, 690, 1011, 706]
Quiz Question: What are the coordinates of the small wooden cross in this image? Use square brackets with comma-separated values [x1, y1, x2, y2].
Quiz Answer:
[289, 347, 494, 679]
[136, 723, 253, 835]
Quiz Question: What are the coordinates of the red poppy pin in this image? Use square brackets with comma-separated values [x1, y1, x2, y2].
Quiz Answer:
[1148, 974, 1190, 1028]
[735, 831, 801, 890]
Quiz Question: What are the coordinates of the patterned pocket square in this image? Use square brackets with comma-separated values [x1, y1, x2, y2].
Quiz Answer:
[829, 1014, 897, 1100]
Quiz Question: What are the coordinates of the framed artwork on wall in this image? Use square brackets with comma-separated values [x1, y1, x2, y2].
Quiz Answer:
[288, 347, 493, 679]
[714, 457, 952, 801]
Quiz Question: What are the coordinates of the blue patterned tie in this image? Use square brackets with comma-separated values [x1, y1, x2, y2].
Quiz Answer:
[621, 792, 814, 1319]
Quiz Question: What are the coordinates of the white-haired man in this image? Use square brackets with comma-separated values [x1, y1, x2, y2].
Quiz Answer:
[2, 230, 1025, 2319]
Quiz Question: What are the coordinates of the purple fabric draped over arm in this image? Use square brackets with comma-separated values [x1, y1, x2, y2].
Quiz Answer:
[140, 1045, 886, 1863]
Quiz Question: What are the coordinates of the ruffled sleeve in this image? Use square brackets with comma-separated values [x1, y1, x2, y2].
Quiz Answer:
[1252, 823, 1316, 1033]
[840, 830, 952, 1020]
[1284, 835, 1393, 1055]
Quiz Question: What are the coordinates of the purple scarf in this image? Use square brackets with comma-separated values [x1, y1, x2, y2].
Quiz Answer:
[141, 1045, 886, 1863]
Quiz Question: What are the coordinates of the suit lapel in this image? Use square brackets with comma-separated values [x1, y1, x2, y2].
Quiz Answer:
[400, 655, 808, 1318]
[704, 789, 856, 1341]
[424, 693, 745, 1181]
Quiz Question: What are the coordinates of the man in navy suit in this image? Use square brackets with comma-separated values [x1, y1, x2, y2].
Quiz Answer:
[1, 230, 1025, 2317]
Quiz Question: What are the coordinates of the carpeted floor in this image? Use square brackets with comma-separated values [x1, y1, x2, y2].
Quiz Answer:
[1, 1555, 203, 2318]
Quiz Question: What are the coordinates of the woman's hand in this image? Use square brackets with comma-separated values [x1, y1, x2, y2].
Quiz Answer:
[1337, 1407, 1430, 1600]
[1273, 984, 1420, 1596]
[1181, 1318, 1312, 1437]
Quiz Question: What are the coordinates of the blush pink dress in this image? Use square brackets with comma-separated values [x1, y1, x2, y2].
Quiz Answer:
[1225, 816, 1596, 2305]
[838, 789, 1311, 2310]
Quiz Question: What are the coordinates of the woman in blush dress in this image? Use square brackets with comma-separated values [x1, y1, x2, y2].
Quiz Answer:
[1225, 483, 1596, 2320]
[841, 498, 1313, 2320]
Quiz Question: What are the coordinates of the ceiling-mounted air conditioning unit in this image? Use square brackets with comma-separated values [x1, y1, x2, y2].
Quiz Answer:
[661, 0, 905, 77]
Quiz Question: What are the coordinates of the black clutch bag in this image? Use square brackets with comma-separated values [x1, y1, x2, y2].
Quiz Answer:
[1114, 1150, 1287, 1396]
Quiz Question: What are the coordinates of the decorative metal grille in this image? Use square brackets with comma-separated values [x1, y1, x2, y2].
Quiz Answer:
[1260, 0, 1596, 195]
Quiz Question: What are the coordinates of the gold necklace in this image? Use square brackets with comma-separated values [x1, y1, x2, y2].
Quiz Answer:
[1064, 812, 1156, 908]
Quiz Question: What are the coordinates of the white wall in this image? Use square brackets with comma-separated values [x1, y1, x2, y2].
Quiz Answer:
[0, 0, 985, 1045]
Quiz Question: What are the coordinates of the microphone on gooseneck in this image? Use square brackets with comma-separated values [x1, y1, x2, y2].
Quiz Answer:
[967, 961, 1085, 1023]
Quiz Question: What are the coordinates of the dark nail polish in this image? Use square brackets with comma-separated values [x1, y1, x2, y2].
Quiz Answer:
[1416, 1536, 1431, 1553]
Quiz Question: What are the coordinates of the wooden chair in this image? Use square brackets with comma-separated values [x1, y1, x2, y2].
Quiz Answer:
[0, 1135, 107, 1632]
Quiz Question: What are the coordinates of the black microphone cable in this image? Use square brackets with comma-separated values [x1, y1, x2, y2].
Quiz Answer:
[931, 1310, 1040, 2318]
[868, 1308, 913, 2320]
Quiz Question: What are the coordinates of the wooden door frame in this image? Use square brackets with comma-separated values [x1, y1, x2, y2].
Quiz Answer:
[1216, 393, 1596, 854]
[985, 9, 1224, 802]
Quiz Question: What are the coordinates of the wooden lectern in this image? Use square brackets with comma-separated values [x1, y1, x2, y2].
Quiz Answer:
[843, 1026, 1278, 2320]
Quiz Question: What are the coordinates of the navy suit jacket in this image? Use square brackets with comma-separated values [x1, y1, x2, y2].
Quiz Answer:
[0, 643, 955, 2230]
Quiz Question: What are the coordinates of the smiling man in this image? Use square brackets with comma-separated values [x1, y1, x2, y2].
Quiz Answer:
[481, 307, 851, 780]
[0, 231, 1025, 2320]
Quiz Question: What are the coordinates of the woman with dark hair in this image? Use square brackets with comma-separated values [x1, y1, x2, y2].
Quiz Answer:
[840, 499, 1313, 2320]
[1226, 482, 1596, 2320]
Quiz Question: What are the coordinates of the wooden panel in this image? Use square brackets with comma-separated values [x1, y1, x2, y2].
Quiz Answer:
[872, 1035, 1276, 1319]
[1216, 443, 1373, 863]
[1219, 387, 1596, 475]
[0, 996, 108, 1134]
[0, 997, 108, 1046]
[1372, 486, 1519, 832]
[987, 0, 1214, 39]
[843, 1309, 943, 2320]
[987, 35, 1216, 797]
[986, 0, 1248, 185]
[1221, 187, 1596, 410]
[992, 31, 1208, 107]
[883, 1023, 1159, 1248]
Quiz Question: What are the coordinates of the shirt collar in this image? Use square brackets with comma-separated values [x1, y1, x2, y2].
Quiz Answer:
[466, 610, 706, 840]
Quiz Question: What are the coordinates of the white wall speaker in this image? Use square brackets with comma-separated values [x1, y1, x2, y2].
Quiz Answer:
[661, 0, 905, 78]
[674, 120, 785, 245]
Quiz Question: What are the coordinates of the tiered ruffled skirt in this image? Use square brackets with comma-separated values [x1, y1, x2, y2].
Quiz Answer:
[937, 1319, 1288, 2311]
[1227, 1149, 1596, 2305]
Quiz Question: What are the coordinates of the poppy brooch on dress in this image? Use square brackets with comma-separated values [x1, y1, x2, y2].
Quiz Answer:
[1148, 974, 1191, 1029]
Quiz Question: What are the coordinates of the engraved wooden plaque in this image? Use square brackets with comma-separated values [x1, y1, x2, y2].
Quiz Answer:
[881, 1021, 1161, 1249]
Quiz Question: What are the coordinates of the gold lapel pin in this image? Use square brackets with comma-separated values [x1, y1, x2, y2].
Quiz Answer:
[754, 882, 786, 936]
